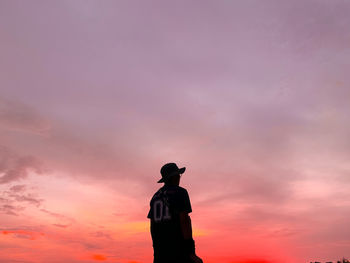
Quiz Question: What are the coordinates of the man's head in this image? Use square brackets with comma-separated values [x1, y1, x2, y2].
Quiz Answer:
[158, 163, 186, 185]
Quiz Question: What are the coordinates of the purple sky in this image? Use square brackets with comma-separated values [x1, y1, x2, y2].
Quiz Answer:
[1, 1, 350, 262]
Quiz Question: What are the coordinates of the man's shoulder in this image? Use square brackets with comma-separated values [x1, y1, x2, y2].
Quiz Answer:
[177, 186, 188, 194]
[165, 186, 190, 201]
[165, 185, 188, 193]
[150, 185, 188, 200]
[150, 187, 164, 199]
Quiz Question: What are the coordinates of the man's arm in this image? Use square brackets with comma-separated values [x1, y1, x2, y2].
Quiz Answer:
[179, 211, 193, 239]
[179, 212, 203, 263]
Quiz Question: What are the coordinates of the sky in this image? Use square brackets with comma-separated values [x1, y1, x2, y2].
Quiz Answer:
[0, 0, 350, 262]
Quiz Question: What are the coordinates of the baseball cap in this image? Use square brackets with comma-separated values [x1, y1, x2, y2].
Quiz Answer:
[158, 163, 186, 183]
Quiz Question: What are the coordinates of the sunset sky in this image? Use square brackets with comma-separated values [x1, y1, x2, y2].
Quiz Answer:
[1, 1, 350, 263]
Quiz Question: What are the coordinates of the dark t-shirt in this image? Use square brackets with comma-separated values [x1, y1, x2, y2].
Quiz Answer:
[147, 185, 192, 257]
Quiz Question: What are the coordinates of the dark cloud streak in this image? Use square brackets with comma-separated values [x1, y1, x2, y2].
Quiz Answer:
[0, 146, 43, 184]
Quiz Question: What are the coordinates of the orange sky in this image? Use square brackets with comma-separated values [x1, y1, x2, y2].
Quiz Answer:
[0, 171, 294, 263]
[1, 1, 350, 262]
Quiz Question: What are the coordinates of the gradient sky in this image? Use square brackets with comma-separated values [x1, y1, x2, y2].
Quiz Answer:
[1, 1, 350, 263]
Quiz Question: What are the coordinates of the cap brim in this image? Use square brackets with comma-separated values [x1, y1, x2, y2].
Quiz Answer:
[157, 178, 165, 183]
[157, 167, 186, 183]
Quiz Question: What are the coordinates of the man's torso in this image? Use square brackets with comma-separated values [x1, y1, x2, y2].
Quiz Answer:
[148, 185, 192, 257]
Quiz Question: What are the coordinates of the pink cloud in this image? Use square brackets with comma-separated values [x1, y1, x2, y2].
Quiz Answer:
[0, 146, 43, 184]
[0, 1, 349, 262]
[0, 97, 51, 135]
[1, 229, 45, 240]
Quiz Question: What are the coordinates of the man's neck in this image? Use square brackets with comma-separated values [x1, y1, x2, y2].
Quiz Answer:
[164, 183, 179, 186]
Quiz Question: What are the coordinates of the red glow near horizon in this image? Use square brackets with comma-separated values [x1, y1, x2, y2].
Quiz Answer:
[0, 1, 350, 263]
[232, 260, 273, 263]
[1, 230, 45, 240]
[92, 254, 107, 261]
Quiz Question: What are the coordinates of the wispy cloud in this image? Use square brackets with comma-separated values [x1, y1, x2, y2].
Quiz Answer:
[0, 146, 43, 184]
[1, 229, 45, 240]
[0, 97, 51, 136]
[9, 193, 43, 207]
[9, 184, 27, 192]
[40, 208, 75, 226]
[52, 223, 69, 228]
[0, 183, 43, 216]
[0, 203, 24, 216]
[0, 0, 349, 262]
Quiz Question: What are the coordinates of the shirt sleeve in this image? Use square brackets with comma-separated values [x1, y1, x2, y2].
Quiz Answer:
[178, 189, 192, 214]
[147, 199, 153, 219]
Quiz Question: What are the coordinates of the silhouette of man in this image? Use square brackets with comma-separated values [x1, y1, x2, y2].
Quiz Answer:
[148, 163, 203, 263]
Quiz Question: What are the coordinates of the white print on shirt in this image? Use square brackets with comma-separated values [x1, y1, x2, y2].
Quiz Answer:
[153, 199, 172, 223]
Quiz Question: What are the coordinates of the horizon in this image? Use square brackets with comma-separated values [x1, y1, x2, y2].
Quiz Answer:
[1, 1, 350, 262]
